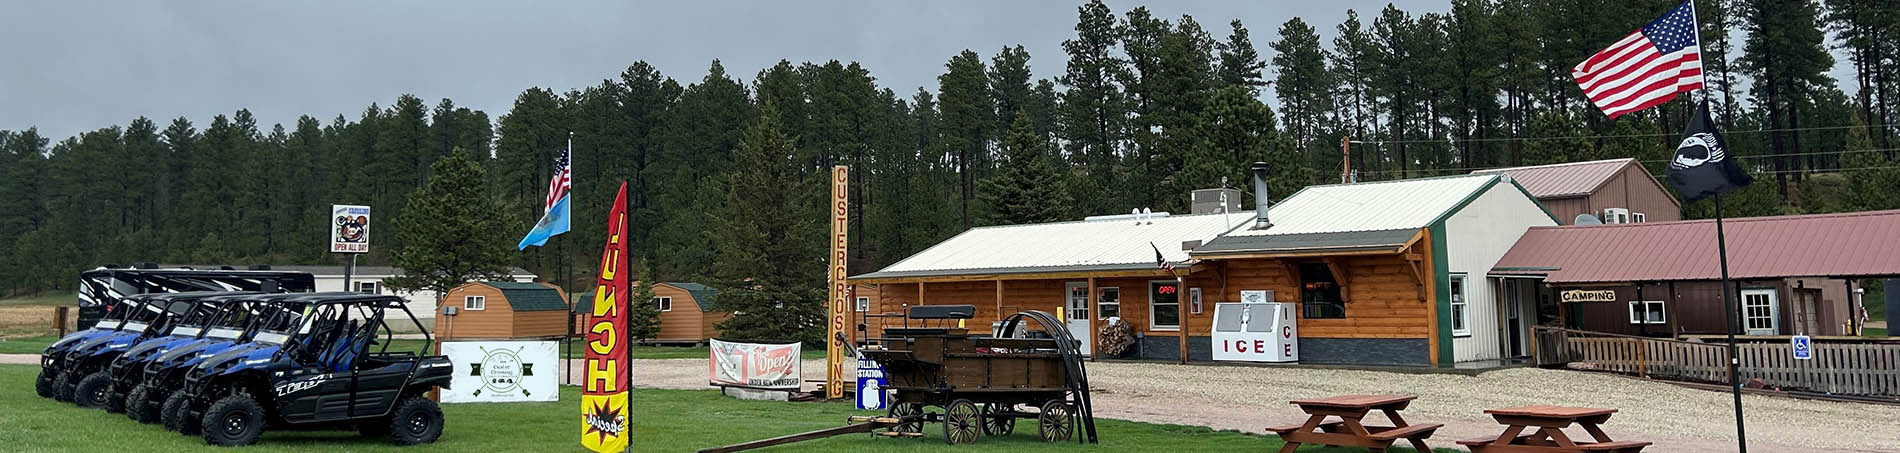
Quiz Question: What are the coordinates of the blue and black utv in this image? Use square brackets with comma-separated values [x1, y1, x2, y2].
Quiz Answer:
[141, 293, 313, 430]
[35, 295, 143, 398]
[106, 292, 280, 416]
[179, 292, 451, 446]
[39, 265, 315, 398]
[56, 292, 222, 406]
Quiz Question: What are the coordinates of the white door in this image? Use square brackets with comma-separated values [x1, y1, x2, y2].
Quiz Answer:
[1065, 281, 1092, 355]
[1741, 289, 1779, 336]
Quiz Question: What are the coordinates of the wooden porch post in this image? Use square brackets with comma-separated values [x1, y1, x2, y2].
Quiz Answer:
[1178, 272, 1189, 365]
[995, 280, 1004, 333]
[1088, 277, 1099, 362]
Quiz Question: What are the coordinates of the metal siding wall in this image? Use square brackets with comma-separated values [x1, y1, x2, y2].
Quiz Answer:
[1541, 197, 1591, 225]
[1447, 184, 1559, 362]
[1620, 165, 1683, 222]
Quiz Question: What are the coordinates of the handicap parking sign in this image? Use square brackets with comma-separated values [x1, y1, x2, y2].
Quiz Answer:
[855, 358, 887, 410]
[1791, 335, 1812, 360]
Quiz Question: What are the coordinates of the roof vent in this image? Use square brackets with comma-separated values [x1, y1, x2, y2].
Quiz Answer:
[1250, 162, 1273, 230]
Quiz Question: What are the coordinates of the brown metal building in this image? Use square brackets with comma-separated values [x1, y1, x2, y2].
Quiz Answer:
[1475, 158, 1681, 225]
[1493, 210, 1900, 337]
[434, 281, 570, 339]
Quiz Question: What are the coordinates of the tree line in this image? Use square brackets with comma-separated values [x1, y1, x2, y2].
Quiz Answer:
[2, 0, 1897, 340]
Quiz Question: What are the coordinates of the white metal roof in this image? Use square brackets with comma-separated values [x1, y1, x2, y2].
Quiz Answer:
[854, 211, 1254, 279]
[1226, 174, 1501, 237]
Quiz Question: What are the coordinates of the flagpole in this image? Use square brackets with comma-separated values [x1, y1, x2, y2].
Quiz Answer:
[1688, 1, 1747, 450]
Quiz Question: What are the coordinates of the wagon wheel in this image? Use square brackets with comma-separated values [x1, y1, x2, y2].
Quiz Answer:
[1038, 399, 1073, 442]
[942, 399, 980, 444]
[886, 402, 924, 435]
[981, 403, 1015, 436]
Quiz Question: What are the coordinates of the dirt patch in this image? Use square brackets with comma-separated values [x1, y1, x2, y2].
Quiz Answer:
[0, 307, 70, 337]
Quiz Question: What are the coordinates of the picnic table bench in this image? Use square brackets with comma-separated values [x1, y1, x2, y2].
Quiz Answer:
[1266, 394, 1440, 452]
[1457, 405, 1649, 452]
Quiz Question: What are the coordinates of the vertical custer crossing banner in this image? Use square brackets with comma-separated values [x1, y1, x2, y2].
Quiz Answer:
[581, 182, 631, 452]
[827, 166, 849, 400]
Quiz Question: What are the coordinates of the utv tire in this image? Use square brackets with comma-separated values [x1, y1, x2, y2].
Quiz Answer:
[202, 393, 266, 447]
[126, 385, 159, 423]
[52, 369, 76, 402]
[384, 395, 444, 445]
[74, 372, 113, 409]
[162, 390, 199, 434]
[35, 368, 55, 398]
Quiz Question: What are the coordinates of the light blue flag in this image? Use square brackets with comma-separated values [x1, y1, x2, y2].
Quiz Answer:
[518, 194, 571, 249]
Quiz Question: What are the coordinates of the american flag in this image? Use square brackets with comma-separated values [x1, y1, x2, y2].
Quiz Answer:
[1572, 1, 1705, 119]
[544, 143, 572, 212]
[1151, 242, 1174, 272]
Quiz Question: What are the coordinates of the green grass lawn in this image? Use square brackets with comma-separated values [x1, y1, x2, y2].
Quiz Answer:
[0, 334, 60, 354]
[0, 292, 75, 306]
[0, 364, 1445, 452]
[1867, 327, 1888, 337]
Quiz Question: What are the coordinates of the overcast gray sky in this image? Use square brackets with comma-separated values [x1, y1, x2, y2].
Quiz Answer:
[0, 1, 1854, 142]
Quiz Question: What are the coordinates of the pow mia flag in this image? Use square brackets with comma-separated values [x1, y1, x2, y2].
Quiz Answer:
[1668, 100, 1753, 200]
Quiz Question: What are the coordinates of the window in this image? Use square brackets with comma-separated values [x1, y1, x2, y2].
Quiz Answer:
[655, 297, 672, 312]
[1628, 300, 1665, 324]
[464, 295, 485, 311]
[1150, 281, 1180, 330]
[1098, 287, 1120, 319]
[356, 281, 377, 294]
[1632, 212, 1647, 223]
[1450, 275, 1469, 336]
[855, 296, 869, 312]
[1299, 263, 1345, 319]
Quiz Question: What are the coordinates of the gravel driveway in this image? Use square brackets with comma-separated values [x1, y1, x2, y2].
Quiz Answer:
[583, 358, 1900, 452]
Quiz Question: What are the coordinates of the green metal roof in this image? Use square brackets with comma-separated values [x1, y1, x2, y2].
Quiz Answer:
[569, 282, 717, 312]
[480, 281, 569, 312]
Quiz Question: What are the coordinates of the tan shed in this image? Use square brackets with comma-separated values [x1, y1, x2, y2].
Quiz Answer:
[434, 281, 571, 340]
[572, 282, 730, 345]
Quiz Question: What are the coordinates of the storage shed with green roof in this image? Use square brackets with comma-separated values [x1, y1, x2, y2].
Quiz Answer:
[435, 281, 571, 339]
[570, 282, 729, 345]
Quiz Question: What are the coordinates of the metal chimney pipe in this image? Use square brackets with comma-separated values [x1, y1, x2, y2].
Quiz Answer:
[1250, 162, 1272, 230]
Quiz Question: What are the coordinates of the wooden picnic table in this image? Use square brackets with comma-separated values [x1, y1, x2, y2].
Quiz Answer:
[1266, 394, 1440, 452]
[1457, 405, 1650, 452]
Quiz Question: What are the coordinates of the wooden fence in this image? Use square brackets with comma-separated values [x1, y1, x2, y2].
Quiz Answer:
[1535, 327, 1900, 397]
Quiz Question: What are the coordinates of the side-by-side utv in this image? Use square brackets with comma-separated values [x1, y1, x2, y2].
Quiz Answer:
[178, 292, 452, 446]
[141, 294, 314, 431]
[46, 292, 216, 402]
[105, 292, 277, 416]
[40, 266, 314, 398]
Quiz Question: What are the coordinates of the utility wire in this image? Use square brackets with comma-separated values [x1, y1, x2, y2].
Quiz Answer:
[1349, 124, 1888, 145]
[1351, 147, 1899, 175]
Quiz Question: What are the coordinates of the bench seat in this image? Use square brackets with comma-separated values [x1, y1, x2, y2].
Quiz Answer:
[1367, 423, 1441, 440]
[1265, 420, 1343, 434]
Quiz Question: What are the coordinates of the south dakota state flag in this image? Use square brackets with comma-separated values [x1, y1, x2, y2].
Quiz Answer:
[518, 140, 572, 249]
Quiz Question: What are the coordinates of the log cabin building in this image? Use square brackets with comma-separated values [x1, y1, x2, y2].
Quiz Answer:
[850, 167, 1558, 367]
[1492, 210, 1900, 338]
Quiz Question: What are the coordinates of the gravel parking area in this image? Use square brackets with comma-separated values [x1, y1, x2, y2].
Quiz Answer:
[594, 358, 1900, 452]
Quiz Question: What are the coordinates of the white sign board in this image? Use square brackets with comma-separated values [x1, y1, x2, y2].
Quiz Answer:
[330, 205, 371, 253]
[1211, 302, 1299, 362]
[1792, 335, 1812, 360]
[441, 340, 559, 403]
[709, 339, 802, 390]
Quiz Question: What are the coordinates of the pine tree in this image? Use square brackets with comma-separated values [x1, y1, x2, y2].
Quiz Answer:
[386, 148, 522, 301]
[1058, 0, 1130, 217]
[710, 102, 826, 345]
[936, 50, 994, 227]
[1270, 17, 1331, 149]
[626, 263, 663, 340]
[1216, 19, 1267, 89]
[979, 112, 1072, 225]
